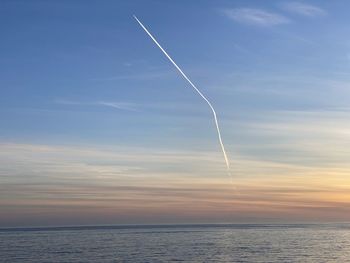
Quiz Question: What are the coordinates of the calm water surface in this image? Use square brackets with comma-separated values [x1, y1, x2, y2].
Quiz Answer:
[1, 224, 350, 262]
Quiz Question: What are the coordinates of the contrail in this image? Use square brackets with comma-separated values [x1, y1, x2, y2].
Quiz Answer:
[133, 15, 231, 180]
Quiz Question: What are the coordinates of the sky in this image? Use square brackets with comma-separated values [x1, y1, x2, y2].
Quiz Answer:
[1, 0, 350, 227]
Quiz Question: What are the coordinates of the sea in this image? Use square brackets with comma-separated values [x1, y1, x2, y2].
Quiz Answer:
[1, 224, 350, 262]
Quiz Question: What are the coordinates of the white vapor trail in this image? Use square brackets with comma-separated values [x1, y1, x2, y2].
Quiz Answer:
[133, 15, 231, 180]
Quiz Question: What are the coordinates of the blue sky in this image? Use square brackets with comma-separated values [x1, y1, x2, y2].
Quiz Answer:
[1, 1, 350, 226]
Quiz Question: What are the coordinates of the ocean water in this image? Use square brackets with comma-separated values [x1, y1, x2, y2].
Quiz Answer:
[1, 224, 350, 262]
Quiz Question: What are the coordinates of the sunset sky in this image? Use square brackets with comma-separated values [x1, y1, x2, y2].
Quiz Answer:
[1, 0, 350, 227]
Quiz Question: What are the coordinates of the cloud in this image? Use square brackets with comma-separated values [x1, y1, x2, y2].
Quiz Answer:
[225, 108, 350, 170]
[55, 99, 139, 111]
[96, 101, 138, 111]
[281, 2, 327, 17]
[1, 142, 350, 226]
[223, 8, 290, 26]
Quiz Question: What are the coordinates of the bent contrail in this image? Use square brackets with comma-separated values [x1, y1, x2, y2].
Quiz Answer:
[133, 15, 231, 179]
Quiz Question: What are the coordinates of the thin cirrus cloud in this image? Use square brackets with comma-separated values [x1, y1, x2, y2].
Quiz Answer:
[96, 101, 139, 111]
[223, 8, 290, 26]
[55, 99, 139, 111]
[281, 2, 327, 17]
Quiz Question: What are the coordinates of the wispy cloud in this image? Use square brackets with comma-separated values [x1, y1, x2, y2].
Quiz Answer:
[1, 142, 350, 225]
[223, 8, 290, 26]
[96, 101, 138, 111]
[226, 108, 350, 169]
[55, 99, 139, 111]
[281, 2, 327, 17]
